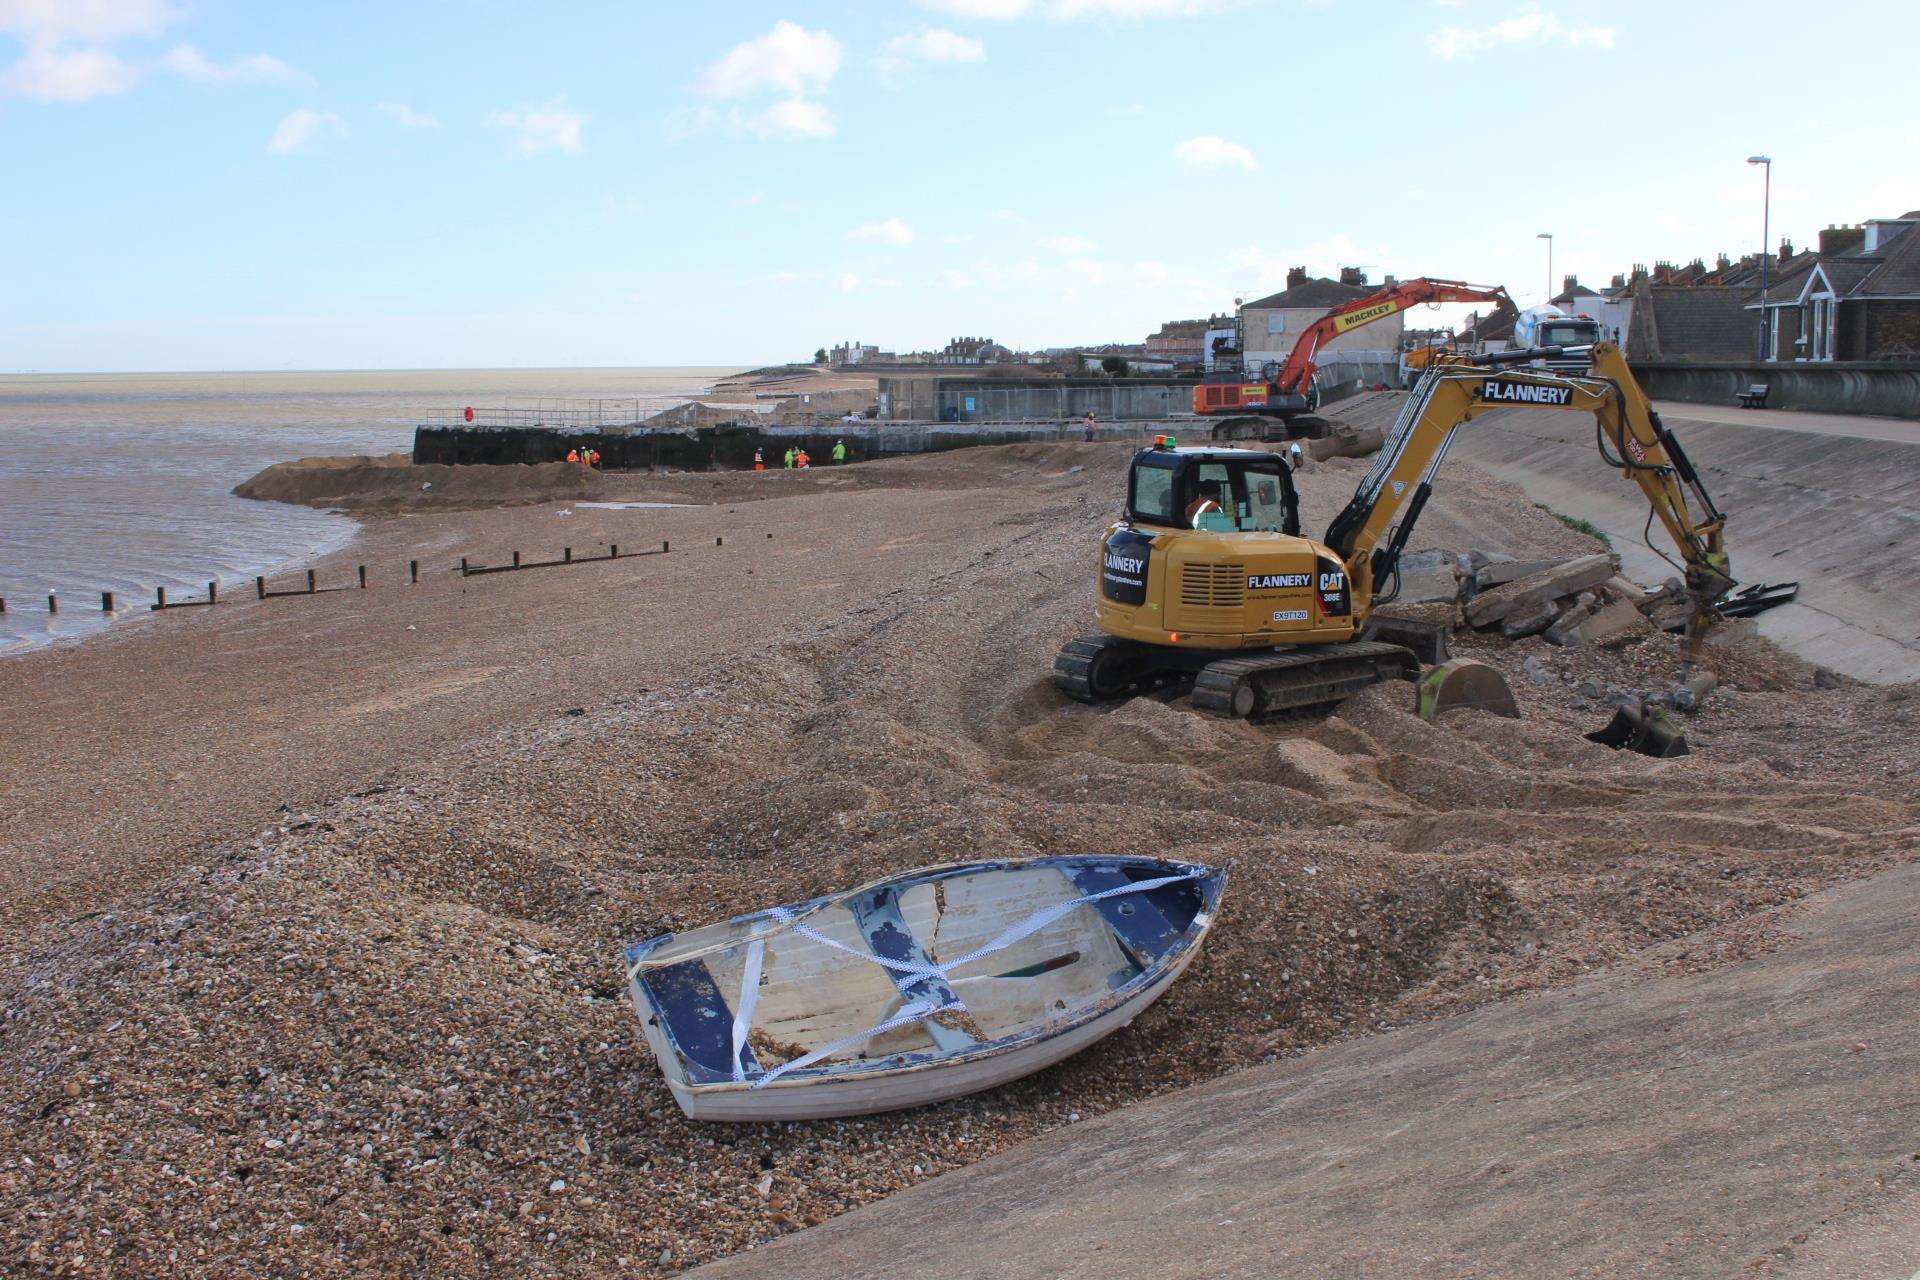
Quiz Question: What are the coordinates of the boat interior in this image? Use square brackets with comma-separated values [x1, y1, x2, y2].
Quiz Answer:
[632, 860, 1211, 1085]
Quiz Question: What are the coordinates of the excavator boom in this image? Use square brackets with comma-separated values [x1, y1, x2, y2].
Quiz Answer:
[1323, 341, 1733, 636]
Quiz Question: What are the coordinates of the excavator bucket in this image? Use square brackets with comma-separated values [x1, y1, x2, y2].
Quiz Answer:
[1415, 659, 1519, 721]
[1586, 699, 1690, 758]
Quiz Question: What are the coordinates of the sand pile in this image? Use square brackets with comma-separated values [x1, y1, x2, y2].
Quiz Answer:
[235, 454, 619, 513]
[5, 446, 1917, 1277]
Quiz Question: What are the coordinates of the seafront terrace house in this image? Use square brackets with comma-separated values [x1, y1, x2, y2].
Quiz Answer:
[1752, 215, 1920, 361]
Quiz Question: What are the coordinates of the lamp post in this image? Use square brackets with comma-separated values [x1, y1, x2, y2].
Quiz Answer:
[1535, 232, 1554, 307]
[1748, 155, 1772, 360]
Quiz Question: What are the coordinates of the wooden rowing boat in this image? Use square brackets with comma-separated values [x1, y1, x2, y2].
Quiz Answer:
[623, 855, 1226, 1122]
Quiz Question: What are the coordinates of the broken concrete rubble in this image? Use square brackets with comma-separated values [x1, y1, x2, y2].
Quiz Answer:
[1542, 602, 1596, 647]
[1579, 598, 1655, 647]
[1465, 553, 1620, 629]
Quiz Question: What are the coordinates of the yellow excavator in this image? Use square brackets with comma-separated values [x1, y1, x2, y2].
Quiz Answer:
[1054, 341, 1737, 718]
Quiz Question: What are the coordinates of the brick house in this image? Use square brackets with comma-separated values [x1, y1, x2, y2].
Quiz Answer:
[1784, 215, 1920, 361]
[1238, 267, 1401, 372]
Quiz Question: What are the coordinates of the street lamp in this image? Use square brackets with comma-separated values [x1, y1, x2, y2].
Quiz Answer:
[1748, 155, 1772, 360]
[1536, 232, 1554, 307]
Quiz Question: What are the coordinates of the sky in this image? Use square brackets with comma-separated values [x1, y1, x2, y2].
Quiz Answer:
[2, 0, 1916, 372]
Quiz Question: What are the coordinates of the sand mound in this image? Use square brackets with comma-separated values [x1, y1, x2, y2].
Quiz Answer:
[236, 454, 617, 513]
[6, 442, 1918, 1276]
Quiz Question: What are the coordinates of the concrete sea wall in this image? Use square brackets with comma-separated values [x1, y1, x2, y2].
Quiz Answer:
[1635, 360, 1920, 419]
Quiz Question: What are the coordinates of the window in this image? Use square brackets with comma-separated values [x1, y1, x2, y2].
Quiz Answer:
[1266, 312, 1287, 335]
[1243, 470, 1287, 532]
[1131, 461, 1177, 525]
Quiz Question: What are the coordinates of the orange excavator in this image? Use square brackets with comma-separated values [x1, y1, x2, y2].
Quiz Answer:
[1195, 277, 1517, 440]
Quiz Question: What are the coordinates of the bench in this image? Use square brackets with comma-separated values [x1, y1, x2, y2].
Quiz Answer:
[1736, 384, 1770, 409]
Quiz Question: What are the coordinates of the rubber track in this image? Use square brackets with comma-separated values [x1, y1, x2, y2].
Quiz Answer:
[1190, 641, 1418, 719]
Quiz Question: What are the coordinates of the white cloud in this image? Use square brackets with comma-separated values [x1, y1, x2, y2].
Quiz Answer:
[695, 20, 842, 98]
[0, 0, 177, 44]
[681, 22, 841, 142]
[1037, 235, 1097, 254]
[490, 101, 586, 156]
[913, 0, 1233, 18]
[375, 100, 437, 128]
[267, 106, 345, 155]
[667, 97, 836, 141]
[0, 42, 133, 101]
[162, 43, 309, 84]
[877, 26, 985, 82]
[1173, 134, 1257, 170]
[836, 272, 863, 293]
[847, 216, 915, 245]
[755, 96, 834, 139]
[1426, 11, 1614, 59]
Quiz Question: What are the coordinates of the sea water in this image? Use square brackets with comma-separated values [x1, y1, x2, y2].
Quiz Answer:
[0, 366, 741, 655]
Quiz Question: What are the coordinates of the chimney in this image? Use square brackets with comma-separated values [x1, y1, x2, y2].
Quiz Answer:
[1818, 224, 1865, 256]
[1778, 238, 1793, 262]
[1285, 265, 1308, 289]
[1610, 272, 1626, 289]
[1715, 253, 1731, 271]
[1561, 273, 1577, 294]
[1653, 260, 1673, 283]
[1338, 266, 1366, 286]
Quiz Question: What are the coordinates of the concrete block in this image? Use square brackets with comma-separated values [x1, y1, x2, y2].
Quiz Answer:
[1467, 554, 1620, 628]
[1602, 575, 1649, 607]
[1580, 598, 1656, 647]
[1544, 602, 1596, 647]
[1502, 597, 1563, 639]
[1474, 558, 1565, 589]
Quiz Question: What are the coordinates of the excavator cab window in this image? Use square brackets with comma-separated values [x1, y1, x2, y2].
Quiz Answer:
[1128, 451, 1299, 536]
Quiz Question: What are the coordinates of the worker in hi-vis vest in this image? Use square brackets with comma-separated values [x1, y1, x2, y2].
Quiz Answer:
[832, 439, 847, 465]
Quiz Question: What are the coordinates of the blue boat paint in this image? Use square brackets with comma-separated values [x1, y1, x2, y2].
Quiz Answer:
[637, 957, 761, 1085]
[847, 886, 977, 1052]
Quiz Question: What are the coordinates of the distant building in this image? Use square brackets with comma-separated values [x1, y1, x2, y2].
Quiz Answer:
[1237, 266, 1403, 373]
[935, 336, 1013, 365]
[829, 340, 880, 367]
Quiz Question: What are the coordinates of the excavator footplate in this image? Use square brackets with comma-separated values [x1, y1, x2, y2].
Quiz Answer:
[1190, 641, 1420, 720]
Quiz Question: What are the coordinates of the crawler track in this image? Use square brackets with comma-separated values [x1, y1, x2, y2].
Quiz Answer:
[1190, 641, 1419, 719]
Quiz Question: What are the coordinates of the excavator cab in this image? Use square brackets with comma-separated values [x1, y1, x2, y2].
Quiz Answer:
[1126, 440, 1301, 536]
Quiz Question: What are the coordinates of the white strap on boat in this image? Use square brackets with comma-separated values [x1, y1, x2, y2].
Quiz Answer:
[762, 870, 1200, 984]
[741, 869, 1201, 1090]
[728, 936, 766, 1083]
[752, 996, 952, 1089]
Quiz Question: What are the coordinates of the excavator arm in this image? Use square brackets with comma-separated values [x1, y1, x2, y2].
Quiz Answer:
[1270, 277, 1517, 396]
[1322, 341, 1734, 637]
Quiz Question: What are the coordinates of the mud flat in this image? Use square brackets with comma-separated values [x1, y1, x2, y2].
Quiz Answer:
[2, 441, 1915, 1277]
